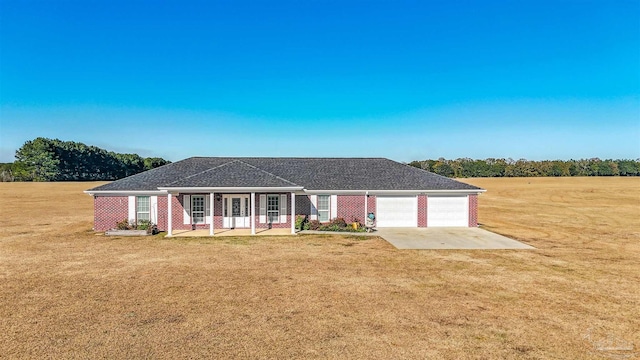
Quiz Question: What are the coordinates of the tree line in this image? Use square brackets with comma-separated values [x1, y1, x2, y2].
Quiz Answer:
[408, 158, 640, 177]
[0, 137, 170, 181]
[2, 138, 637, 181]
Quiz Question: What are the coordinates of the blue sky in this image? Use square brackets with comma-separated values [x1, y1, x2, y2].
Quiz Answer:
[1, 0, 639, 163]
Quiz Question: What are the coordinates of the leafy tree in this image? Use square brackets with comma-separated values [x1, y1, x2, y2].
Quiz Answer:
[598, 160, 619, 176]
[432, 161, 454, 177]
[11, 137, 170, 181]
[550, 161, 570, 176]
[617, 160, 640, 176]
[15, 138, 60, 181]
[144, 157, 170, 170]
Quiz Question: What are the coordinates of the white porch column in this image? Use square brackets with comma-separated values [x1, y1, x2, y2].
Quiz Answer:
[210, 192, 214, 236]
[250, 192, 256, 235]
[291, 192, 296, 234]
[167, 193, 173, 237]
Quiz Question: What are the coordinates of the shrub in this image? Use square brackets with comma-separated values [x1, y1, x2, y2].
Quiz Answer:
[295, 215, 307, 230]
[308, 220, 322, 230]
[318, 224, 341, 232]
[114, 219, 157, 234]
[137, 219, 152, 231]
[116, 219, 132, 230]
[136, 220, 158, 234]
[314, 217, 366, 233]
[328, 217, 347, 228]
[304, 217, 366, 232]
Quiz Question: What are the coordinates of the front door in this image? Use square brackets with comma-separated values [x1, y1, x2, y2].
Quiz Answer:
[223, 195, 251, 228]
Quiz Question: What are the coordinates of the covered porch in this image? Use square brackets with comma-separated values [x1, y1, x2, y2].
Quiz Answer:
[162, 189, 303, 237]
[157, 160, 306, 237]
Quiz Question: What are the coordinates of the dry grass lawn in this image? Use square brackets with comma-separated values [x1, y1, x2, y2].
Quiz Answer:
[1, 178, 638, 359]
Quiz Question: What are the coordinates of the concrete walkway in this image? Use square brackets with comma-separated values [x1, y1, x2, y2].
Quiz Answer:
[170, 228, 293, 237]
[375, 227, 535, 250]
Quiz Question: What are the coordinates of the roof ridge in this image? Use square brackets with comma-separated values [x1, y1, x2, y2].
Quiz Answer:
[235, 159, 300, 186]
[165, 159, 238, 186]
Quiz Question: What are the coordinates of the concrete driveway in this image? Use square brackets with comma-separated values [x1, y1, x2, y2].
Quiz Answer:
[376, 227, 535, 250]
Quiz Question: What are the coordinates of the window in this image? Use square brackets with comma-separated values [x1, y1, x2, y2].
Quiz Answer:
[267, 195, 279, 223]
[192, 195, 205, 224]
[318, 195, 330, 222]
[136, 196, 150, 223]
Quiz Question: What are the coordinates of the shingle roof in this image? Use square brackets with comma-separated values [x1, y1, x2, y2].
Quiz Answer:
[87, 157, 482, 192]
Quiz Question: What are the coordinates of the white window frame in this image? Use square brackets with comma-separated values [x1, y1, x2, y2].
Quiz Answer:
[267, 194, 280, 224]
[317, 195, 330, 222]
[191, 195, 205, 224]
[136, 196, 150, 223]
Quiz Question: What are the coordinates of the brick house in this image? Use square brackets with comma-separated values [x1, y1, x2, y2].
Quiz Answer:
[85, 157, 485, 236]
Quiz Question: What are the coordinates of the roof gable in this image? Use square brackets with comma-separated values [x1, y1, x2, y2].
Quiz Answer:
[165, 160, 300, 188]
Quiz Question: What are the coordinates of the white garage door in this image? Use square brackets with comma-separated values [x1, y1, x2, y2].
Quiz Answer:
[376, 196, 417, 227]
[428, 196, 469, 227]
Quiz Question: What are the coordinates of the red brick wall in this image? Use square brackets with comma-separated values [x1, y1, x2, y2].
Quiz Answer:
[93, 196, 128, 231]
[156, 195, 167, 231]
[168, 194, 210, 231]
[94, 195, 168, 231]
[468, 194, 478, 227]
[213, 196, 224, 230]
[417, 195, 427, 227]
[367, 195, 376, 220]
[254, 193, 291, 228]
[336, 195, 366, 222]
[170, 194, 188, 230]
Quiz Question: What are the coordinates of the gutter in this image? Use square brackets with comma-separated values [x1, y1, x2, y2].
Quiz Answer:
[84, 190, 168, 196]
[303, 189, 486, 195]
[86, 188, 485, 196]
[157, 186, 305, 193]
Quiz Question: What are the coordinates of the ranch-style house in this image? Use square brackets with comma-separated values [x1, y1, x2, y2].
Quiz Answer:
[86, 157, 485, 235]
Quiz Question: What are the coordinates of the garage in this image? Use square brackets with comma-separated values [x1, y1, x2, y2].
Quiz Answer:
[427, 195, 469, 227]
[376, 196, 417, 227]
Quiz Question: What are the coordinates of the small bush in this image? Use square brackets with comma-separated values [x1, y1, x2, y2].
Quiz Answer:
[137, 219, 152, 230]
[314, 217, 366, 233]
[328, 217, 347, 227]
[114, 219, 157, 234]
[136, 220, 158, 234]
[295, 215, 307, 230]
[308, 220, 322, 230]
[303, 217, 365, 232]
[116, 219, 132, 230]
